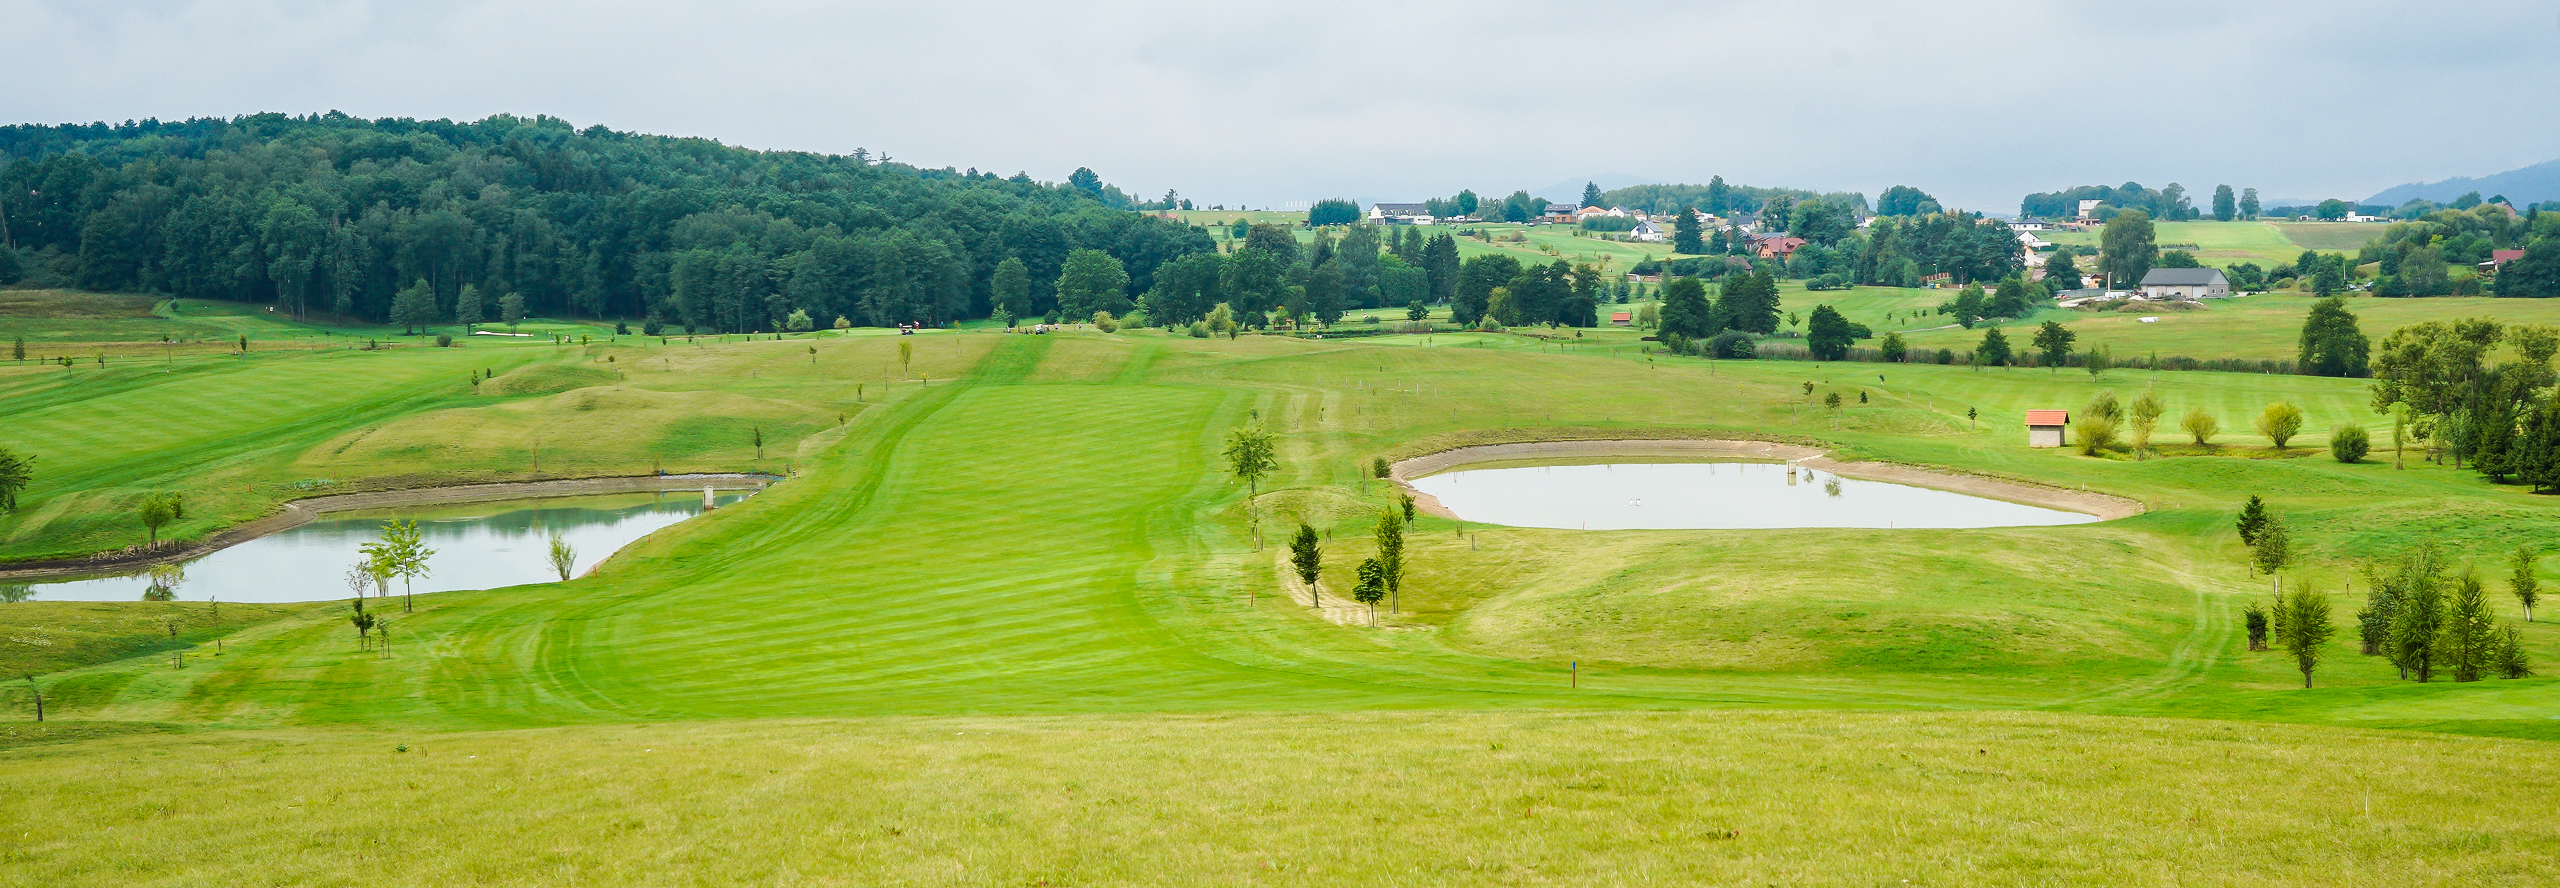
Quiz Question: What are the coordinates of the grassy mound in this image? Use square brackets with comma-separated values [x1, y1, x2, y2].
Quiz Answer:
[480, 363, 619, 396]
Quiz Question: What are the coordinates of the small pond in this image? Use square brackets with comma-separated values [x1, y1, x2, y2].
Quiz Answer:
[7, 489, 757, 603]
[1409, 461, 2098, 531]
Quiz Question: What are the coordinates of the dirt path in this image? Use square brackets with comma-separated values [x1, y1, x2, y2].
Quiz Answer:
[1390, 439, 2142, 521]
[0, 474, 772, 581]
[1272, 548, 1378, 626]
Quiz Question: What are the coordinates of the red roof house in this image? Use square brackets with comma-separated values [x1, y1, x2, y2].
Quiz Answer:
[2025, 410, 2069, 448]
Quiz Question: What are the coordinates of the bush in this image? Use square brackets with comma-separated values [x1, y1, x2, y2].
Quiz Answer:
[2182, 408, 2221, 445]
[642, 316, 665, 336]
[614, 321, 630, 335]
[435, 334, 453, 347]
[1093, 310, 1119, 333]
[2072, 415, 2118, 455]
[1935, 348, 1955, 365]
[2331, 424, 2370, 463]
[1707, 330, 1756, 359]
[2256, 402, 2305, 448]
[1187, 321, 1211, 338]
[1805, 273, 1851, 291]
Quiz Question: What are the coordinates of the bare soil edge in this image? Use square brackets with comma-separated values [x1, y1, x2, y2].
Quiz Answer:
[0, 474, 772, 581]
[1388, 440, 2143, 523]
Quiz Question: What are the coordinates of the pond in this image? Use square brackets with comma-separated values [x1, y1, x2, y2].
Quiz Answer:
[7, 489, 757, 603]
[1408, 461, 2099, 531]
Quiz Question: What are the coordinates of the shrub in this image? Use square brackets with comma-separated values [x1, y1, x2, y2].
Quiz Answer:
[642, 316, 665, 336]
[1093, 310, 1119, 332]
[2072, 415, 2118, 455]
[2182, 408, 2221, 445]
[1708, 330, 1756, 359]
[2086, 391, 2122, 423]
[2331, 424, 2370, 463]
[1935, 348, 1955, 365]
[2256, 402, 2305, 448]
[435, 334, 453, 347]
[2243, 603, 2270, 651]
[1188, 321, 1211, 338]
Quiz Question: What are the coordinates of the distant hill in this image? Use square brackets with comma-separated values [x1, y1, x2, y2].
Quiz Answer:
[1533, 175, 1649, 205]
[2366, 158, 2560, 207]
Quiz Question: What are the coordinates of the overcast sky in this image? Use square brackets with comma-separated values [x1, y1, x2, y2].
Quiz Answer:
[6, 1, 2557, 213]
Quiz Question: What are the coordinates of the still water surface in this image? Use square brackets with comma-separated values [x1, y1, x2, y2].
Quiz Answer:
[13, 490, 754, 603]
[1409, 462, 2098, 531]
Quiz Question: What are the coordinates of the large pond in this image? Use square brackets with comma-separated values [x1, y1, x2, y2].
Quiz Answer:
[6, 489, 756, 603]
[1409, 461, 2098, 530]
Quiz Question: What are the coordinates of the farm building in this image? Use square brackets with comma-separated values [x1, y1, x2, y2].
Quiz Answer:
[2026, 410, 2069, 448]
[1609, 311, 1634, 326]
[1367, 203, 1432, 225]
[2137, 267, 2231, 300]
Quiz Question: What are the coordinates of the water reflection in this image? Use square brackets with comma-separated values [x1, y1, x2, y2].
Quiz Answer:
[1409, 462, 2096, 530]
[13, 490, 754, 603]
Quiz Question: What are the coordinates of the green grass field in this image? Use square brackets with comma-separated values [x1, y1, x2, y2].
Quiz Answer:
[4, 288, 2558, 884]
[2034, 220, 2388, 267]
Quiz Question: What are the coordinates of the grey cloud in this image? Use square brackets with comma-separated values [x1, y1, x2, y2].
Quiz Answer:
[4, 0, 2556, 213]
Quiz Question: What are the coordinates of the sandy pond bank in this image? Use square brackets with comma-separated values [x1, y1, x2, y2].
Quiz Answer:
[0, 474, 772, 581]
[1389, 440, 2142, 524]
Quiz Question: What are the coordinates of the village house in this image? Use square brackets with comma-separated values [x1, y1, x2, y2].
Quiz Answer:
[2025, 410, 2069, 448]
[1627, 220, 1663, 242]
[1751, 233, 1807, 260]
[2137, 267, 2231, 300]
[2485, 249, 2527, 273]
[1367, 203, 1432, 225]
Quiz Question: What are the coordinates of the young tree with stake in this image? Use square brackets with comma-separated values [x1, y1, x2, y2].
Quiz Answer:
[549, 532, 577, 582]
[1225, 425, 1278, 549]
[2276, 587, 2335, 688]
[1353, 557, 1386, 626]
[2510, 546, 2541, 622]
[1373, 510, 1405, 614]
[1289, 523, 1323, 608]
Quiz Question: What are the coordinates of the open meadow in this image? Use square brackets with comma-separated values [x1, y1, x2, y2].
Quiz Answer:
[4, 289, 2558, 885]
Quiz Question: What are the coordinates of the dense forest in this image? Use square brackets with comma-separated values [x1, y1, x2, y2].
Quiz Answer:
[0, 113, 1214, 331]
[1599, 177, 1865, 217]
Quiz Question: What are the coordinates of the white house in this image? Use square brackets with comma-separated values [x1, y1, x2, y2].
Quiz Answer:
[2076, 199, 2104, 220]
[2137, 267, 2231, 300]
[1368, 203, 1433, 225]
[1627, 219, 1664, 242]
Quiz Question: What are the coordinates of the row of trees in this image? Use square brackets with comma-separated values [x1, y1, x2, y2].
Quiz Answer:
[0, 114, 1211, 332]
[1447, 253, 1605, 329]
[2364, 204, 2560, 298]
[2236, 501, 2532, 687]
[2019, 181, 2254, 222]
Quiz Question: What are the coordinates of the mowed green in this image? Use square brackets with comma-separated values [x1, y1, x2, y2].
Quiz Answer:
[1887, 293, 2560, 364]
[5, 311, 2560, 883]
[5, 711, 2553, 887]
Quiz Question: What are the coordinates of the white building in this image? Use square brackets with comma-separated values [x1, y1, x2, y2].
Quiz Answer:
[2137, 267, 2232, 300]
[1368, 203, 1433, 225]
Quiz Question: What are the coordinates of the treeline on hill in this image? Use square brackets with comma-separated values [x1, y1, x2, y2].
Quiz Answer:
[2357, 204, 2560, 297]
[1137, 222, 1479, 330]
[2370, 317, 2560, 490]
[1633, 186, 2025, 289]
[0, 113, 1225, 332]
[1597, 177, 1866, 218]
[2020, 181, 2250, 222]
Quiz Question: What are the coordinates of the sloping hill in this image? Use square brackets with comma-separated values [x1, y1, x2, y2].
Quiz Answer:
[2366, 157, 2560, 206]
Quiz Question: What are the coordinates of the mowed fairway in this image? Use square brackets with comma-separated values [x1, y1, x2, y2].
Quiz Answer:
[5, 314, 2560, 884]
